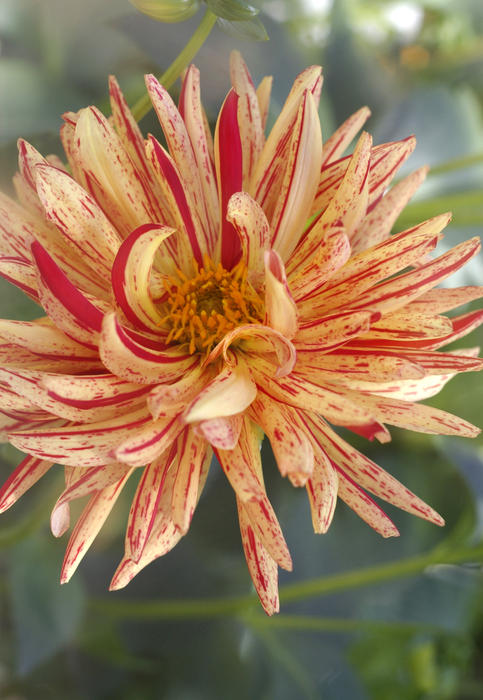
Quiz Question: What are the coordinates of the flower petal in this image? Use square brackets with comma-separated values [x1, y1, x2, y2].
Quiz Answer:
[321, 106, 371, 167]
[125, 447, 175, 562]
[184, 358, 256, 423]
[0, 455, 53, 513]
[306, 451, 339, 534]
[351, 166, 429, 253]
[237, 499, 279, 615]
[99, 312, 197, 385]
[226, 191, 270, 287]
[230, 50, 264, 188]
[264, 250, 298, 339]
[214, 89, 243, 269]
[111, 223, 175, 332]
[250, 394, 314, 486]
[269, 90, 323, 261]
[171, 428, 211, 534]
[197, 414, 243, 450]
[61, 471, 132, 583]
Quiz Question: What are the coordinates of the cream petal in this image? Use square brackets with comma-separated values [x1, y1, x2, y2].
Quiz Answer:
[184, 358, 257, 423]
[264, 250, 298, 339]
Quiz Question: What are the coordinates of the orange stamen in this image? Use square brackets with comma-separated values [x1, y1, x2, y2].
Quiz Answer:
[160, 256, 264, 354]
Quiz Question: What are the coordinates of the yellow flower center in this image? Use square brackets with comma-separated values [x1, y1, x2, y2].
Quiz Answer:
[161, 256, 264, 354]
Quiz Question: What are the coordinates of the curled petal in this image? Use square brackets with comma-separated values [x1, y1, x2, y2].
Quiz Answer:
[111, 223, 175, 332]
[264, 250, 298, 339]
[207, 323, 296, 378]
[197, 414, 243, 450]
[100, 312, 197, 385]
[226, 191, 270, 287]
[184, 358, 257, 423]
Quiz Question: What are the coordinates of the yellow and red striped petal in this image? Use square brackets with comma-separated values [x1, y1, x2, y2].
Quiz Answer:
[264, 250, 298, 339]
[184, 358, 256, 423]
[100, 312, 196, 385]
[237, 499, 279, 615]
[171, 428, 211, 533]
[351, 166, 429, 253]
[306, 451, 339, 534]
[111, 223, 175, 332]
[60, 470, 133, 583]
[250, 394, 314, 485]
[178, 65, 218, 245]
[321, 106, 371, 168]
[226, 191, 270, 287]
[230, 51, 264, 189]
[0, 455, 53, 513]
[269, 91, 323, 261]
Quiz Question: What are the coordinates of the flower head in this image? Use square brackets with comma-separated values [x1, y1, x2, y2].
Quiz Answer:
[0, 52, 482, 614]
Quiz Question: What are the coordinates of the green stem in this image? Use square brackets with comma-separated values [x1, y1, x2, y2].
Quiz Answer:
[427, 153, 483, 177]
[246, 614, 448, 635]
[90, 541, 483, 620]
[279, 542, 483, 604]
[131, 9, 218, 122]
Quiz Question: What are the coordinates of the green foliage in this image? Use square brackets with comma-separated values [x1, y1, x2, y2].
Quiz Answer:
[7, 532, 86, 675]
[206, 0, 259, 21]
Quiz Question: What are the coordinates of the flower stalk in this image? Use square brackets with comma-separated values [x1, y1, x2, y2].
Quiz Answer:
[130, 8, 218, 121]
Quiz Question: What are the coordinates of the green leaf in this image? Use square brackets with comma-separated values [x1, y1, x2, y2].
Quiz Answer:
[8, 532, 86, 675]
[216, 16, 268, 41]
[206, 0, 258, 21]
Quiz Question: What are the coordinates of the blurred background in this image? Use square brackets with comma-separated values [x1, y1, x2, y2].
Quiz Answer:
[1, 0, 483, 697]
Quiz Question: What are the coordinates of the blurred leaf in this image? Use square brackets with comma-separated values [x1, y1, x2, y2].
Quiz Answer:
[206, 0, 259, 21]
[216, 16, 268, 41]
[7, 532, 86, 675]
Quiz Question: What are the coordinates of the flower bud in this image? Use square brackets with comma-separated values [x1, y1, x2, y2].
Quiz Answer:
[129, 0, 200, 23]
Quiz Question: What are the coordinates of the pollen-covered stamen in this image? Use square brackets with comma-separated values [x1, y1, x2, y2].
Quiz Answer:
[160, 256, 264, 353]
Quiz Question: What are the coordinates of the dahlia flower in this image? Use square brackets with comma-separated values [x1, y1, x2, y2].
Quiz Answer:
[0, 52, 482, 614]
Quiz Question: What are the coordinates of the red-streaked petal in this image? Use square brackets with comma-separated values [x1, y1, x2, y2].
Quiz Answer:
[264, 250, 298, 339]
[125, 448, 174, 562]
[60, 470, 133, 583]
[35, 162, 121, 280]
[146, 136, 204, 267]
[336, 468, 400, 538]
[256, 75, 272, 133]
[226, 191, 270, 288]
[250, 394, 314, 486]
[32, 241, 103, 347]
[114, 414, 183, 468]
[252, 65, 322, 214]
[306, 451, 339, 534]
[8, 408, 151, 467]
[99, 312, 197, 385]
[207, 324, 296, 378]
[321, 106, 371, 168]
[111, 223, 175, 332]
[351, 166, 429, 253]
[170, 428, 211, 533]
[214, 89, 243, 269]
[178, 65, 218, 246]
[197, 414, 242, 450]
[269, 90, 323, 261]
[184, 357, 256, 422]
[237, 499, 279, 616]
[230, 50, 264, 188]
[0, 455, 53, 513]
